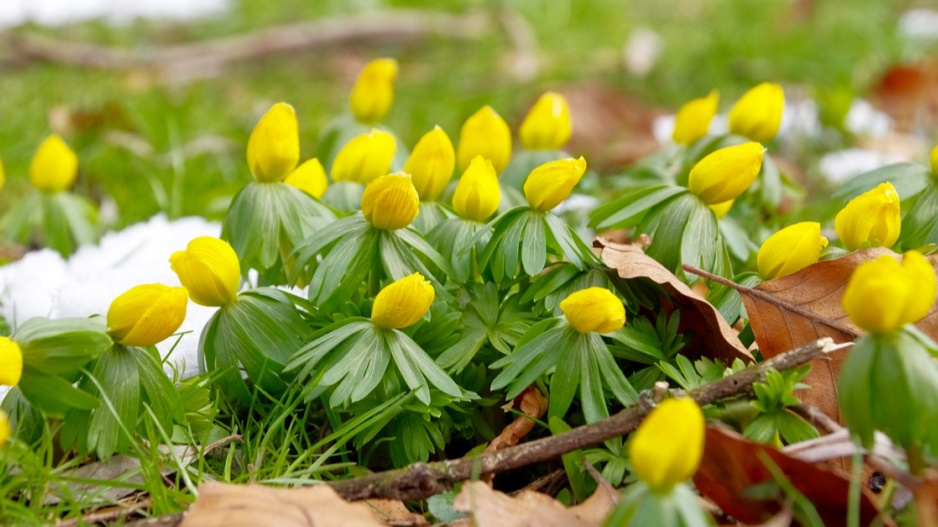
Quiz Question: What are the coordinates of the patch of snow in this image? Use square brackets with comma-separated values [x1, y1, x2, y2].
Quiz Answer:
[844, 99, 893, 139]
[778, 98, 822, 140]
[0, 0, 229, 29]
[623, 28, 663, 78]
[899, 9, 938, 40]
[818, 149, 909, 184]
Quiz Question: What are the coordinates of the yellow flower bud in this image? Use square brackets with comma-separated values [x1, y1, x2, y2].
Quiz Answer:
[403, 126, 455, 201]
[246, 103, 300, 183]
[757, 222, 828, 280]
[29, 134, 78, 193]
[728, 82, 784, 142]
[361, 173, 420, 230]
[331, 129, 396, 185]
[284, 158, 329, 199]
[107, 284, 188, 347]
[708, 199, 733, 219]
[629, 398, 705, 494]
[349, 58, 398, 123]
[456, 106, 512, 174]
[523, 157, 587, 212]
[687, 142, 765, 205]
[452, 155, 500, 222]
[170, 237, 241, 307]
[0, 156, 5, 194]
[559, 287, 625, 334]
[930, 145, 938, 175]
[519, 91, 572, 150]
[672, 90, 719, 145]
[834, 182, 901, 251]
[0, 337, 23, 387]
[0, 410, 9, 449]
[371, 272, 435, 329]
[842, 251, 936, 334]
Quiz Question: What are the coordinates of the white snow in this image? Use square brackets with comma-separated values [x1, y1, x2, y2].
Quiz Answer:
[818, 148, 909, 184]
[0, 0, 229, 28]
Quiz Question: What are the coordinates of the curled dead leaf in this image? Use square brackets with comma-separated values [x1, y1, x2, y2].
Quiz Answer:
[452, 481, 615, 527]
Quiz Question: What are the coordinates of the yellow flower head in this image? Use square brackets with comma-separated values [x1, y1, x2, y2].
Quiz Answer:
[673, 90, 719, 145]
[246, 102, 300, 183]
[0, 410, 9, 449]
[559, 287, 625, 334]
[708, 199, 733, 219]
[30, 134, 79, 193]
[452, 155, 500, 222]
[835, 182, 901, 252]
[285, 158, 329, 199]
[349, 58, 398, 123]
[629, 398, 705, 494]
[0, 156, 5, 194]
[456, 106, 512, 174]
[930, 145, 938, 175]
[331, 129, 396, 185]
[372, 272, 435, 329]
[107, 284, 188, 347]
[170, 237, 241, 307]
[757, 222, 828, 280]
[361, 173, 420, 230]
[520, 91, 572, 151]
[842, 251, 936, 334]
[523, 156, 587, 212]
[0, 337, 23, 387]
[728, 82, 784, 142]
[687, 142, 765, 205]
[403, 126, 455, 201]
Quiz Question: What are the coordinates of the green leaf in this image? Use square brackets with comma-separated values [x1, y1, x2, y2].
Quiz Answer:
[589, 185, 687, 230]
[14, 317, 111, 375]
[548, 417, 596, 502]
[832, 162, 930, 203]
[87, 346, 140, 458]
[548, 329, 582, 421]
[521, 213, 547, 276]
[17, 366, 100, 414]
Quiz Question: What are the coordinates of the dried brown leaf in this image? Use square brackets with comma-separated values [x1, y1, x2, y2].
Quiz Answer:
[485, 387, 549, 454]
[453, 481, 612, 527]
[361, 499, 428, 526]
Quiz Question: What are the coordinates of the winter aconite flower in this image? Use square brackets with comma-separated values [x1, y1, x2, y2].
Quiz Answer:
[559, 287, 625, 334]
[672, 91, 719, 145]
[452, 155, 500, 222]
[687, 142, 765, 205]
[835, 182, 901, 251]
[371, 273, 435, 329]
[403, 126, 455, 201]
[523, 157, 587, 212]
[106, 284, 188, 347]
[331, 129, 396, 185]
[842, 251, 936, 334]
[170, 237, 241, 307]
[0, 156, 5, 194]
[361, 173, 420, 230]
[246, 102, 300, 183]
[519, 91, 572, 151]
[757, 222, 828, 280]
[284, 158, 329, 199]
[0, 410, 9, 448]
[629, 398, 705, 494]
[456, 106, 512, 173]
[30, 134, 79, 193]
[349, 58, 398, 123]
[0, 337, 23, 387]
[728, 82, 784, 142]
[930, 145, 938, 175]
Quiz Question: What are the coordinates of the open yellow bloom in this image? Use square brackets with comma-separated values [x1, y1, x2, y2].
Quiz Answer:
[708, 199, 733, 219]
[930, 145, 938, 175]
[519, 91, 572, 151]
[559, 287, 625, 334]
[170, 237, 241, 307]
[403, 126, 455, 201]
[452, 155, 500, 222]
[728, 82, 784, 142]
[349, 58, 398, 123]
[757, 222, 828, 280]
[456, 106, 512, 174]
[30, 134, 79, 193]
[0, 337, 23, 387]
[842, 251, 936, 334]
[629, 398, 705, 494]
[835, 182, 900, 251]
[246, 102, 300, 183]
[285, 158, 329, 199]
[107, 284, 188, 347]
[523, 157, 587, 212]
[361, 173, 420, 230]
[372, 273, 435, 329]
[0, 410, 9, 448]
[331, 129, 396, 185]
[673, 91, 719, 145]
[687, 142, 765, 205]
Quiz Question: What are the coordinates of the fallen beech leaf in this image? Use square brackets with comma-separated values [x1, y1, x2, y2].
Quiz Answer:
[453, 481, 613, 527]
[915, 475, 938, 527]
[485, 387, 549, 454]
[361, 499, 429, 526]
[596, 239, 753, 364]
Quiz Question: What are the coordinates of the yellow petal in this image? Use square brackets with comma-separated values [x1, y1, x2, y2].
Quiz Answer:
[107, 284, 189, 347]
[246, 102, 300, 182]
[372, 272, 435, 329]
[728, 82, 784, 142]
[0, 409, 9, 449]
[29, 134, 78, 193]
[349, 58, 398, 123]
[403, 126, 455, 201]
[361, 173, 420, 230]
[559, 287, 625, 334]
[523, 157, 587, 212]
[170, 237, 241, 307]
[708, 199, 733, 219]
[452, 155, 501, 222]
[331, 129, 396, 184]
[672, 90, 719, 145]
[687, 142, 765, 205]
[834, 182, 901, 251]
[896, 251, 936, 328]
[629, 398, 705, 494]
[285, 158, 329, 199]
[930, 145, 938, 175]
[0, 337, 23, 387]
[519, 91, 572, 150]
[456, 106, 512, 174]
[757, 222, 828, 280]
[841, 251, 935, 334]
[0, 156, 5, 194]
